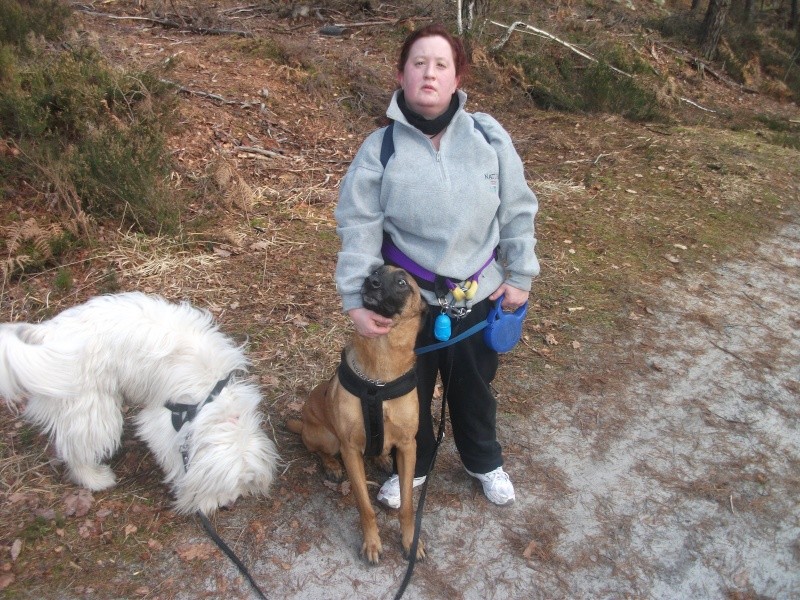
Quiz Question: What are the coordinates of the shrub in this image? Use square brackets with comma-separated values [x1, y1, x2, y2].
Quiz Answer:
[0, 39, 181, 235]
[0, 0, 71, 52]
[506, 42, 661, 121]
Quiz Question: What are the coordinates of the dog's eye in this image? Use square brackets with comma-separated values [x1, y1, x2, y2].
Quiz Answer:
[398, 278, 407, 286]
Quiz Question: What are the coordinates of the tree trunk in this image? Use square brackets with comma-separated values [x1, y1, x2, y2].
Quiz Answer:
[699, 0, 731, 60]
[743, 0, 756, 23]
[691, 0, 705, 13]
[458, 0, 489, 61]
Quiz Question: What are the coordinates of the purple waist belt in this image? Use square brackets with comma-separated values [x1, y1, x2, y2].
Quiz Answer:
[381, 236, 495, 299]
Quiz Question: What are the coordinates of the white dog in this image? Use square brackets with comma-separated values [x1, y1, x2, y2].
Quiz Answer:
[0, 292, 279, 515]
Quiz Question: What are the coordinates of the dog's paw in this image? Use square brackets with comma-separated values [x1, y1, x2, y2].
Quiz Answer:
[68, 464, 116, 491]
[361, 537, 383, 565]
[320, 455, 345, 482]
[403, 538, 426, 561]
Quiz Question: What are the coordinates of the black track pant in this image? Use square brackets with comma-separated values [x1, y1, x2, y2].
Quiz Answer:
[411, 297, 503, 478]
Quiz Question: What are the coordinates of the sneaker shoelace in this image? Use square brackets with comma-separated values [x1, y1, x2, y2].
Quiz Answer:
[484, 469, 510, 488]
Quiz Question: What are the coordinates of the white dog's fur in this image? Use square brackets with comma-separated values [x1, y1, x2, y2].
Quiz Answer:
[0, 292, 279, 515]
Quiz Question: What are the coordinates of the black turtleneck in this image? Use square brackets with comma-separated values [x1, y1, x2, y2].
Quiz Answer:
[397, 91, 459, 136]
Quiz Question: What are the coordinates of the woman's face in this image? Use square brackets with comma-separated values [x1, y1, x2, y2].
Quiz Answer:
[397, 35, 460, 119]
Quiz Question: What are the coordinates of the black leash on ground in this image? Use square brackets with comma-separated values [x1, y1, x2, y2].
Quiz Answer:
[393, 349, 455, 600]
[168, 373, 268, 600]
[196, 510, 268, 600]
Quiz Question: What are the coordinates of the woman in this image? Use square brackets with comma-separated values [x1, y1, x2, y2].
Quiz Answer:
[335, 24, 539, 507]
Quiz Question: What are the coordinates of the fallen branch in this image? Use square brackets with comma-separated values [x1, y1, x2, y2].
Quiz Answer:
[75, 7, 254, 38]
[490, 20, 633, 79]
[679, 97, 717, 113]
[235, 146, 288, 160]
[652, 40, 757, 94]
[159, 79, 272, 113]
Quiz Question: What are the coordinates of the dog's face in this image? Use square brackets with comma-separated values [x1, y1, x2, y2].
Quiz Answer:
[361, 265, 423, 320]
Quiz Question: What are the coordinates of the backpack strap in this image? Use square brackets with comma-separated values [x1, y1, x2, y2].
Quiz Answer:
[379, 116, 490, 170]
[379, 121, 395, 169]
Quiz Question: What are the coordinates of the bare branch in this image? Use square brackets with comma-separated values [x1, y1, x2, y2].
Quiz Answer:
[75, 7, 254, 38]
[490, 20, 632, 78]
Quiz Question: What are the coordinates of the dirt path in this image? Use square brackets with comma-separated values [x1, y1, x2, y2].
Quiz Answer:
[144, 218, 797, 600]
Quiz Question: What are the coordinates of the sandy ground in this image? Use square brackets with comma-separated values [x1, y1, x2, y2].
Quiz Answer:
[148, 218, 799, 600]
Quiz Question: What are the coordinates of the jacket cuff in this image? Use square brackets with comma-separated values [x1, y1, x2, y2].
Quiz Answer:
[505, 273, 532, 292]
[341, 293, 363, 313]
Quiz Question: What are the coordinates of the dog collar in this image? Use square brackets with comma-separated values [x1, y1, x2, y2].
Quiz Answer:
[165, 371, 236, 433]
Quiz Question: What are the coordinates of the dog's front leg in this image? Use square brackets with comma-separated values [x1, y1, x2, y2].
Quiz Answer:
[396, 441, 425, 560]
[339, 445, 382, 564]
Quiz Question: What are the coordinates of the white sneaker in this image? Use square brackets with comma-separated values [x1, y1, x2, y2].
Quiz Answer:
[376, 474, 427, 509]
[465, 466, 516, 506]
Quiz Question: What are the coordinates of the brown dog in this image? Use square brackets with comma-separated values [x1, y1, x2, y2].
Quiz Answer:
[287, 266, 426, 564]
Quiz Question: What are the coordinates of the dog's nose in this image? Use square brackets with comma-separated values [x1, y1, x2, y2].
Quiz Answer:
[367, 273, 383, 289]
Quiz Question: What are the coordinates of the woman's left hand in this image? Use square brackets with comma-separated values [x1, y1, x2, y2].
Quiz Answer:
[489, 283, 529, 311]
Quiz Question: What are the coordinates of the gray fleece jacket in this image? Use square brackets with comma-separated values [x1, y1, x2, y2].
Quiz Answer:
[335, 89, 539, 311]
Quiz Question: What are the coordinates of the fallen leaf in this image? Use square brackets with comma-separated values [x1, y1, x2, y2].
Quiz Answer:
[148, 539, 164, 551]
[250, 241, 271, 251]
[0, 573, 15, 590]
[176, 542, 216, 561]
[34, 508, 55, 520]
[673, 243, 688, 250]
[63, 489, 94, 517]
[297, 541, 311, 554]
[571, 340, 581, 350]
[8, 491, 36, 505]
[286, 399, 304, 412]
[11, 539, 22, 561]
[664, 254, 680, 264]
[271, 557, 292, 570]
[523, 540, 540, 560]
[124, 524, 138, 537]
[544, 333, 558, 346]
[291, 315, 309, 328]
[78, 520, 97, 539]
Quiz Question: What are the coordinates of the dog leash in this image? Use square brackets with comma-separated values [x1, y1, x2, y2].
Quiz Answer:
[196, 511, 267, 600]
[393, 348, 454, 600]
[414, 319, 488, 355]
[169, 373, 269, 600]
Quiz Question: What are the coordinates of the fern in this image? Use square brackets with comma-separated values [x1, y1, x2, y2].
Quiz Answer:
[1, 218, 65, 277]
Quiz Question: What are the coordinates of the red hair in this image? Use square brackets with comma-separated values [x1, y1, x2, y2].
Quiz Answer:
[397, 24, 469, 80]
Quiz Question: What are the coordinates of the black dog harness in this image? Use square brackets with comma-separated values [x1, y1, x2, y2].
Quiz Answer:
[336, 350, 417, 457]
[165, 371, 236, 433]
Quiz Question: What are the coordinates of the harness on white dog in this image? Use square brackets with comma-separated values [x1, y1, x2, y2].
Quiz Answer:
[337, 350, 417, 458]
[165, 371, 269, 600]
[165, 371, 235, 433]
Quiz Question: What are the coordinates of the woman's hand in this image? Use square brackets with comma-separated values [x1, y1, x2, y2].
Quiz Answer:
[489, 283, 529, 311]
[348, 307, 394, 338]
